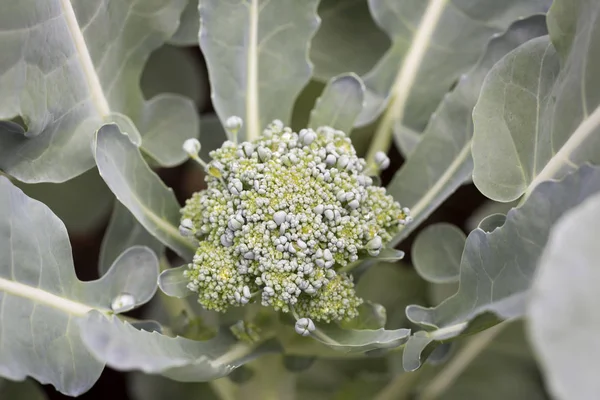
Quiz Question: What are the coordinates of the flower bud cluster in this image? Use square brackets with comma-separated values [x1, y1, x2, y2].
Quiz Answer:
[181, 120, 410, 322]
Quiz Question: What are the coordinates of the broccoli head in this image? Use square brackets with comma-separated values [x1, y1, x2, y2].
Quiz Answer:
[180, 120, 410, 323]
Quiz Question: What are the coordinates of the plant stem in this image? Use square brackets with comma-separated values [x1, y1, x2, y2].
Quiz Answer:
[244, 355, 296, 400]
[210, 378, 239, 400]
[418, 323, 506, 400]
[365, 0, 449, 166]
[374, 368, 426, 400]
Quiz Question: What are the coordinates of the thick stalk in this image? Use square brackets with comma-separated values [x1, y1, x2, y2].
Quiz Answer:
[243, 355, 296, 400]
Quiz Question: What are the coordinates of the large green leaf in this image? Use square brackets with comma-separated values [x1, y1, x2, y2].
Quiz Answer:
[95, 124, 196, 259]
[141, 44, 208, 111]
[310, 0, 390, 81]
[358, 0, 550, 160]
[0, 177, 159, 395]
[99, 202, 165, 276]
[199, 0, 320, 141]
[308, 73, 365, 133]
[386, 15, 548, 244]
[403, 165, 600, 369]
[0, 0, 198, 183]
[0, 379, 46, 400]
[412, 223, 464, 284]
[13, 168, 113, 235]
[79, 311, 280, 382]
[472, 0, 600, 202]
[355, 262, 428, 329]
[528, 192, 600, 400]
[169, 0, 201, 46]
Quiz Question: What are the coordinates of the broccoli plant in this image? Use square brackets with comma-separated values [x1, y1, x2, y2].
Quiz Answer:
[1, 0, 599, 399]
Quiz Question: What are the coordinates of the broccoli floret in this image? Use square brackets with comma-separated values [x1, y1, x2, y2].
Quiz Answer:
[180, 120, 410, 323]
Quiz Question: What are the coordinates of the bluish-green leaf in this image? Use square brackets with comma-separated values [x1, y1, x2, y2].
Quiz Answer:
[99, 202, 164, 276]
[0, 177, 159, 395]
[356, 0, 551, 160]
[14, 168, 113, 235]
[142, 44, 208, 111]
[412, 223, 465, 284]
[169, 0, 201, 46]
[340, 302, 387, 330]
[0, 0, 196, 182]
[308, 74, 365, 133]
[472, 0, 600, 202]
[403, 165, 600, 369]
[159, 265, 194, 298]
[311, 324, 410, 354]
[310, 0, 390, 81]
[356, 262, 427, 329]
[95, 124, 196, 259]
[79, 312, 280, 382]
[199, 0, 320, 141]
[386, 15, 548, 244]
[528, 191, 600, 400]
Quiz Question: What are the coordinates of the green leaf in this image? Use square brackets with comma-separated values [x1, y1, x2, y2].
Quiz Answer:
[527, 192, 600, 400]
[13, 168, 113, 235]
[340, 302, 387, 330]
[169, 0, 201, 46]
[386, 15, 548, 244]
[199, 0, 320, 141]
[99, 202, 164, 276]
[356, 263, 428, 329]
[0, 379, 46, 400]
[310, 0, 390, 81]
[0, 177, 159, 395]
[308, 73, 365, 133]
[95, 124, 196, 259]
[141, 43, 208, 111]
[403, 164, 600, 370]
[472, 0, 600, 202]
[412, 223, 465, 284]
[0, 0, 197, 182]
[311, 324, 410, 354]
[357, 0, 550, 159]
[466, 200, 517, 232]
[79, 312, 280, 382]
[159, 265, 194, 298]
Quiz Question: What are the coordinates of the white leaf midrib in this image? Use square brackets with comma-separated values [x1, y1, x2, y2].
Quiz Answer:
[0, 276, 100, 317]
[59, 0, 111, 117]
[366, 0, 448, 163]
[245, 0, 260, 141]
[527, 103, 600, 195]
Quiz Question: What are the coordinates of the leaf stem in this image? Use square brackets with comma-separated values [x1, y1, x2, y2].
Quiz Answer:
[246, 0, 260, 141]
[365, 0, 448, 166]
[418, 323, 506, 400]
[0, 276, 108, 317]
